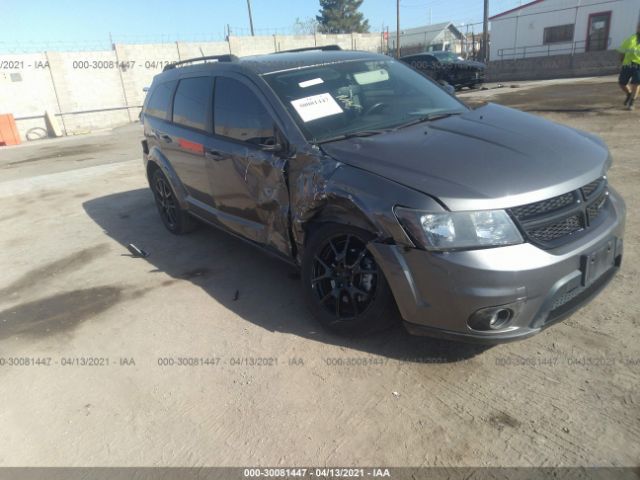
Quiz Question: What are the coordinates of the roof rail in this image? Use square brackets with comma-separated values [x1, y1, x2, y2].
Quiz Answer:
[274, 45, 342, 54]
[163, 54, 238, 72]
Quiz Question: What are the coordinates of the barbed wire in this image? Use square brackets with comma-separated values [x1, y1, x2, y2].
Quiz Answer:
[0, 27, 388, 53]
[228, 26, 295, 36]
[0, 40, 112, 54]
[227, 25, 384, 36]
[111, 32, 227, 44]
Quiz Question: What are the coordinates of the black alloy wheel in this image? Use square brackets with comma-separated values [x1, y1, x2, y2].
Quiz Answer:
[312, 233, 378, 319]
[302, 224, 397, 335]
[154, 173, 178, 230]
[151, 168, 197, 234]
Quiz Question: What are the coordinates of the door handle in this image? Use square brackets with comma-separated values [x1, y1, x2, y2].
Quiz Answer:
[153, 131, 172, 143]
[205, 149, 223, 161]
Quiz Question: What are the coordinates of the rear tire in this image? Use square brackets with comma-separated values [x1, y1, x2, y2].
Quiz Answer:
[151, 168, 198, 235]
[301, 223, 397, 336]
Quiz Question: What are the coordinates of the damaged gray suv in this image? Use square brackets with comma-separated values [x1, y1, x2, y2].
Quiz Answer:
[141, 46, 625, 343]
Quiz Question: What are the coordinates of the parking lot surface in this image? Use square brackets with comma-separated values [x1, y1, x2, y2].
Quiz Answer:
[0, 76, 638, 467]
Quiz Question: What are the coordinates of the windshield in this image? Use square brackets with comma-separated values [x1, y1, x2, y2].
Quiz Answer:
[262, 59, 466, 143]
[432, 51, 463, 63]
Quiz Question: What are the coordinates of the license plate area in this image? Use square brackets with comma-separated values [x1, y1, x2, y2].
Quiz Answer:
[581, 238, 616, 287]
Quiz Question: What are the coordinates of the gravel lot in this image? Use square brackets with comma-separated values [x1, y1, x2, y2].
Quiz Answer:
[0, 75, 638, 468]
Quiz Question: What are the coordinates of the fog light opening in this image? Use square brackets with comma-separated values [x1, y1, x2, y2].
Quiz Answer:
[468, 306, 515, 331]
[489, 309, 512, 329]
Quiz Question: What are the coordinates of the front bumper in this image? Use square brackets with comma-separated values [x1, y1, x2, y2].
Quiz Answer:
[370, 188, 626, 343]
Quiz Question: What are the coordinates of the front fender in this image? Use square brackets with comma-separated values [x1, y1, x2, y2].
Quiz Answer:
[292, 162, 444, 256]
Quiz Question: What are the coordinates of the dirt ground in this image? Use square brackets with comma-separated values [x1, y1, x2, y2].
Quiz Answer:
[0, 75, 638, 468]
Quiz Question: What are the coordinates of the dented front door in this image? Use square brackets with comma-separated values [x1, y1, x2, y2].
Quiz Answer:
[205, 74, 291, 256]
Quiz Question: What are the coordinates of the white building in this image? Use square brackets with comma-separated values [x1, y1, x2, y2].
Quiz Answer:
[388, 22, 466, 54]
[489, 0, 640, 60]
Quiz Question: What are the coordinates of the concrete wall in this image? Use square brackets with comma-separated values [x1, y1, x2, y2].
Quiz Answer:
[487, 49, 620, 82]
[177, 41, 230, 59]
[46, 51, 131, 135]
[114, 43, 181, 121]
[0, 33, 383, 141]
[490, 0, 640, 60]
[351, 33, 384, 52]
[0, 53, 59, 140]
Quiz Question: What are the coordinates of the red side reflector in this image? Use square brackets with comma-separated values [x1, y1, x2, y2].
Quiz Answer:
[178, 138, 204, 154]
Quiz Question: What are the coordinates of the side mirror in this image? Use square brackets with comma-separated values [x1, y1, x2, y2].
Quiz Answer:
[260, 141, 284, 153]
[260, 127, 292, 156]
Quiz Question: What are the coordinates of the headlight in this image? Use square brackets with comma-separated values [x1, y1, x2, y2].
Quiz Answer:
[394, 207, 523, 251]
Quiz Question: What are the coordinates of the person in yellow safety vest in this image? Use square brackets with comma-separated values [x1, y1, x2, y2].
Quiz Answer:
[618, 22, 640, 111]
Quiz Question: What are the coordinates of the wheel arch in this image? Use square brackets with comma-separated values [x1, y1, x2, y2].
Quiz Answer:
[302, 197, 378, 245]
[294, 165, 428, 261]
[146, 146, 189, 210]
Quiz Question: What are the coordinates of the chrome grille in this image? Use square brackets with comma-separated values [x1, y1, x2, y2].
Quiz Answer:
[509, 177, 608, 248]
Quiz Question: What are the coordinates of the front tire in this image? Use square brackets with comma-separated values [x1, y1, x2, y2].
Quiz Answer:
[301, 224, 397, 335]
[151, 168, 197, 235]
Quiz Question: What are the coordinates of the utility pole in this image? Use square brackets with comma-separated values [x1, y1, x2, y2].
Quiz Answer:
[482, 0, 489, 62]
[471, 25, 476, 58]
[247, 0, 255, 36]
[396, 0, 400, 58]
[465, 24, 469, 57]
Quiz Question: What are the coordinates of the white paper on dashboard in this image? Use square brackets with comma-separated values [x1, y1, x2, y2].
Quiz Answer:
[290, 93, 343, 122]
[353, 68, 390, 85]
[298, 78, 324, 88]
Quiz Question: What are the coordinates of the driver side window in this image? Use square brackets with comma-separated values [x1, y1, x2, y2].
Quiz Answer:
[214, 77, 274, 145]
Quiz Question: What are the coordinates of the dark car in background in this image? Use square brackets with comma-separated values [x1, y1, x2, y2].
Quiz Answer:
[400, 51, 485, 90]
[140, 46, 624, 343]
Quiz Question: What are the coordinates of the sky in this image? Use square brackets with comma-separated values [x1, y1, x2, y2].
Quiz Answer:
[1, 0, 525, 51]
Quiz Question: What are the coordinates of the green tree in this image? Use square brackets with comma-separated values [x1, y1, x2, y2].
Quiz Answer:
[316, 0, 370, 34]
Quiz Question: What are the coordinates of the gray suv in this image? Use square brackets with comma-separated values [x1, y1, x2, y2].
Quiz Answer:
[140, 46, 625, 343]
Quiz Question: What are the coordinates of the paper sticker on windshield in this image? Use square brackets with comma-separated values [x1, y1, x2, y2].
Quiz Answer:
[291, 93, 343, 122]
[298, 78, 324, 88]
[353, 69, 390, 85]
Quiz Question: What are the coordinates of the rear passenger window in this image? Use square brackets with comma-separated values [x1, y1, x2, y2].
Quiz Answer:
[172, 77, 213, 131]
[214, 77, 273, 145]
[146, 80, 177, 119]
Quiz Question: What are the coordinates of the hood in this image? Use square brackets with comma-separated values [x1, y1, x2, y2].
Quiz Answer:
[320, 103, 610, 211]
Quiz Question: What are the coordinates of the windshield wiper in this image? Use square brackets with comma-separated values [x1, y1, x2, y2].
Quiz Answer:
[395, 111, 463, 130]
[316, 129, 388, 145]
[314, 111, 463, 144]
